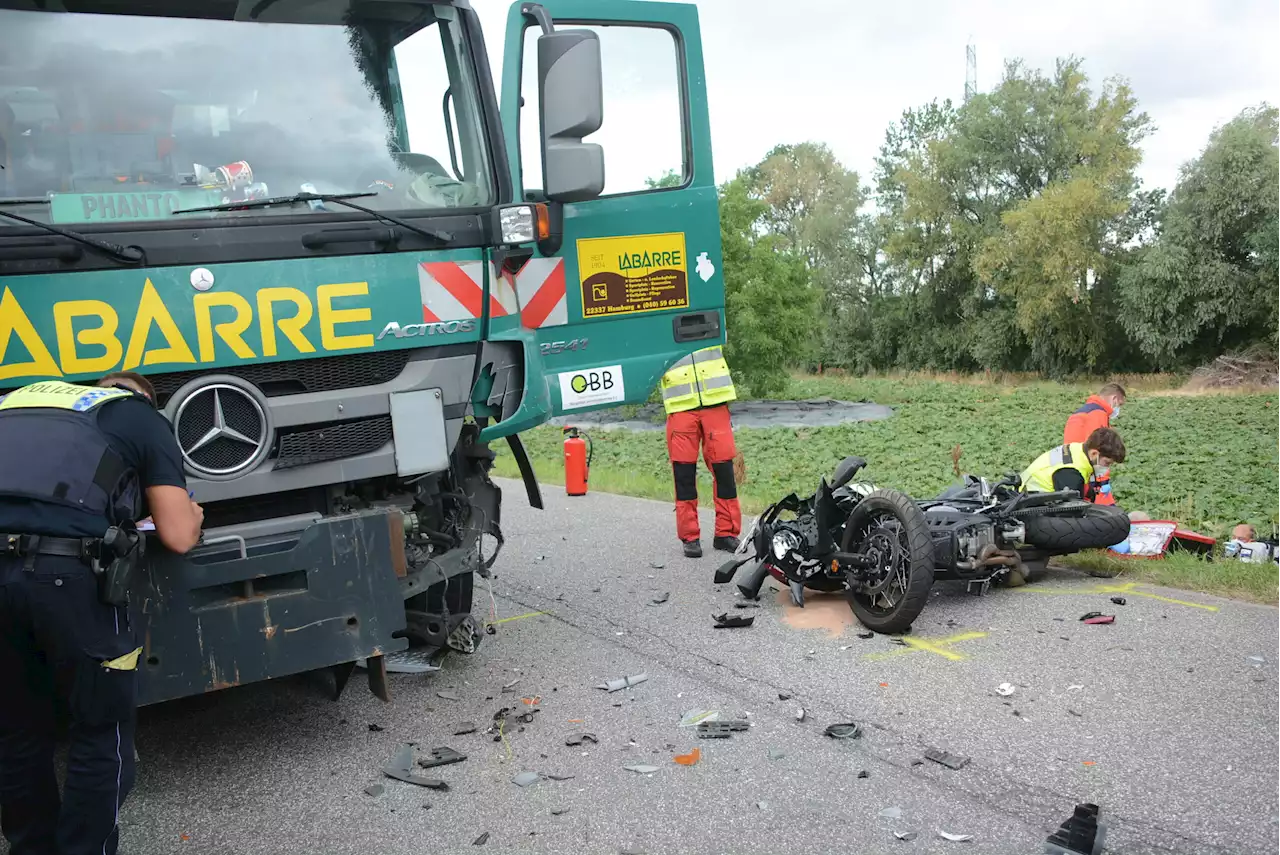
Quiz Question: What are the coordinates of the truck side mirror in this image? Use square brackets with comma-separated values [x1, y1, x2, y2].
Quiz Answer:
[537, 29, 604, 202]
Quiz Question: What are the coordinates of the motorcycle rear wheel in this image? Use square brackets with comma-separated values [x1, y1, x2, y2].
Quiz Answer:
[1018, 502, 1131, 552]
[840, 489, 934, 634]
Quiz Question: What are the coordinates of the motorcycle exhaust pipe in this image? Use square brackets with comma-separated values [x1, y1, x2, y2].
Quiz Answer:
[736, 560, 770, 600]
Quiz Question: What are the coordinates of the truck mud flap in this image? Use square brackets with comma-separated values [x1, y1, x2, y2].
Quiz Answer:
[134, 508, 410, 706]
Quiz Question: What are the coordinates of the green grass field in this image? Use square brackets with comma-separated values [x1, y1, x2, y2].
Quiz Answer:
[492, 373, 1279, 603]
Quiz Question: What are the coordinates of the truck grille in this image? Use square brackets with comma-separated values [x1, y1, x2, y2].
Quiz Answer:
[149, 351, 412, 407]
[274, 416, 393, 471]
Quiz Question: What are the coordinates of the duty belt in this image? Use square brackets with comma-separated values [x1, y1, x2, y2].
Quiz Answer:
[2, 533, 101, 563]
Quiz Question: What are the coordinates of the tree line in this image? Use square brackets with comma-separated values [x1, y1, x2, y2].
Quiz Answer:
[652, 56, 1279, 395]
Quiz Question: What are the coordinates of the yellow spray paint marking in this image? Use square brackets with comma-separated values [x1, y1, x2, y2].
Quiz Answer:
[1013, 581, 1219, 612]
[863, 631, 988, 662]
[487, 610, 547, 626]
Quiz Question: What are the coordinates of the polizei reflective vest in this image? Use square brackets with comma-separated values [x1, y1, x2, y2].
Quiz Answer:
[0, 381, 142, 529]
[659, 346, 737, 415]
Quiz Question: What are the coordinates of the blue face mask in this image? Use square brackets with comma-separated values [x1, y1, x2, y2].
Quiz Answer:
[1111, 405, 1121, 420]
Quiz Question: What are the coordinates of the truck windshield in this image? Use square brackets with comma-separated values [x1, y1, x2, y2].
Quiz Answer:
[0, 3, 493, 227]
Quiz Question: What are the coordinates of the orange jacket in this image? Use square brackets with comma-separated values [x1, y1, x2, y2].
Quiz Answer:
[1064, 395, 1113, 445]
[1063, 395, 1116, 505]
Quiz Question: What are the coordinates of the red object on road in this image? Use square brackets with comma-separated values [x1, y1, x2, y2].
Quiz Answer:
[563, 427, 591, 496]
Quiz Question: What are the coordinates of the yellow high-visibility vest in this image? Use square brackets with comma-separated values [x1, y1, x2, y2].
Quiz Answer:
[1020, 442, 1094, 493]
[659, 346, 737, 415]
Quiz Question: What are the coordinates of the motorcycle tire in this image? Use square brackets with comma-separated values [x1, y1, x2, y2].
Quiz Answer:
[1020, 503, 1130, 552]
[840, 489, 934, 635]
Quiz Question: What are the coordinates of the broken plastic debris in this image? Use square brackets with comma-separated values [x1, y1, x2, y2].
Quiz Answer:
[454, 722, 477, 736]
[1045, 802, 1108, 855]
[768, 747, 786, 760]
[795, 707, 806, 722]
[879, 806, 903, 820]
[756, 801, 769, 810]
[778, 693, 792, 701]
[418, 747, 466, 769]
[1083, 614, 1115, 625]
[678, 709, 720, 728]
[858, 631, 875, 639]
[673, 747, 701, 766]
[368, 724, 384, 732]
[597, 673, 648, 693]
[824, 722, 862, 740]
[437, 690, 461, 701]
[733, 601, 760, 609]
[650, 561, 665, 569]
[1248, 655, 1265, 666]
[924, 748, 970, 770]
[502, 678, 521, 692]
[894, 830, 918, 841]
[364, 783, 384, 797]
[995, 683, 1016, 696]
[472, 832, 490, 846]
[1067, 684, 1084, 692]
[512, 771, 540, 787]
[650, 592, 670, 605]
[623, 764, 659, 774]
[697, 720, 749, 739]
[857, 770, 869, 779]
[938, 830, 973, 843]
[546, 773, 574, 781]
[1110, 596, 1126, 605]
[712, 612, 755, 628]
[383, 744, 450, 789]
[551, 808, 570, 816]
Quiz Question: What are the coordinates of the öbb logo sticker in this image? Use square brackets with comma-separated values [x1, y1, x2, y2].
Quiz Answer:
[559, 365, 624, 410]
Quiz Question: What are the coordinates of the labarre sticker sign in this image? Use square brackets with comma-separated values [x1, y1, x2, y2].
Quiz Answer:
[577, 232, 690, 318]
[559, 364, 625, 410]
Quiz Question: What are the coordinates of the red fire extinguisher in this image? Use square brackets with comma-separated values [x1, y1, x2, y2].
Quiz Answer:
[563, 426, 592, 496]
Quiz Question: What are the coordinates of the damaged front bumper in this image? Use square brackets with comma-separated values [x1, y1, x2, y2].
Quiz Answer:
[133, 505, 476, 707]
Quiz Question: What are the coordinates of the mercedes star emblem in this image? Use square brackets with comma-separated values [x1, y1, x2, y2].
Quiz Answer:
[187, 388, 259, 453]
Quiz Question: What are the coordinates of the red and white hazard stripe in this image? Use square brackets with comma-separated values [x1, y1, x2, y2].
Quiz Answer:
[514, 257, 567, 329]
[418, 261, 519, 323]
[417, 257, 567, 329]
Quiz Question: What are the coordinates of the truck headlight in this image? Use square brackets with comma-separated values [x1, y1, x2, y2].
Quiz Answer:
[498, 204, 551, 245]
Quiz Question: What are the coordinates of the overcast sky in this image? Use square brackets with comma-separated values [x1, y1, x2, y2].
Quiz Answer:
[472, 0, 1279, 197]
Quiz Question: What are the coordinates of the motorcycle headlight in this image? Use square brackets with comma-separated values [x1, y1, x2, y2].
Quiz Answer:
[771, 530, 802, 560]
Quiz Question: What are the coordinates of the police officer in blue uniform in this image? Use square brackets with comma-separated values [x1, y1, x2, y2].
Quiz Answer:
[0, 371, 203, 855]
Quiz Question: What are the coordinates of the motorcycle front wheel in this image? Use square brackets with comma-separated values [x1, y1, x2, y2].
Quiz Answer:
[840, 489, 935, 634]
[1016, 501, 1131, 553]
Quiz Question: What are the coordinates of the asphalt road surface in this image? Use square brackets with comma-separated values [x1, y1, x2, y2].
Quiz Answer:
[24, 480, 1278, 855]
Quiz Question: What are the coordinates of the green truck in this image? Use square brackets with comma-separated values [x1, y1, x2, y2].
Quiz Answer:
[0, 0, 724, 704]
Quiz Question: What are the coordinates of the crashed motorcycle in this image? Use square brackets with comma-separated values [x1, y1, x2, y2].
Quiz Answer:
[714, 456, 1131, 634]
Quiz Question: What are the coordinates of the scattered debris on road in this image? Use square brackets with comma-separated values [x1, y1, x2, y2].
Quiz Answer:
[924, 748, 970, 770]
[823, 723, 862, 740]
[734, 601, 760, 609]
[472, 832, 490, 846]
[996, 683, 1016, 697]
[546, 773, 574, 781]
[382, 744, 450, 789]
[1110, 596, 1127, 605]
[756, 801, 769, 810]
[437, 690, 461, 701]
[879, 807, 903, 820]
[768, 748, 786, 760]
[795, 707, 806, 722]
[551, 808, 570, 816]
[501, 678, 522, 692]
[778, 692, 792, 701]
[564, 732, 598, 747]
[712, 612, 755, 629]
[697, 720, 750, 739]
[364, 784, 384, 797]
[650, 592, 670, 605]
[673, 747, 702, 766]
[1045, 803, 1107, 855]
[650, 562, 665, 570]
[938, 830, 973, 843]
[857, 770, 869, 779]
[512, 771, 539, 787]
[894, 830, 918, 842]
[368, 724, 384, 733]
[623, 764, 659, 774]
[1079, 612, 1115, 625]
[454, 722, 477, 735]
[1247, 654, 1265, 667]
[418, 747, 466, 769]
[597, 673, 648, 693]
[678, 710, 719, 728]
[858, 631, 875, 639]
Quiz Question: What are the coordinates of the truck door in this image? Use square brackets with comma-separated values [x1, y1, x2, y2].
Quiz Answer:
[499, 0, 725, 417]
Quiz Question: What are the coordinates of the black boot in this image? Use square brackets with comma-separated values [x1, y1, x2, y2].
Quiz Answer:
[683, 540, 703, 558]
[713, 536, 740, 553]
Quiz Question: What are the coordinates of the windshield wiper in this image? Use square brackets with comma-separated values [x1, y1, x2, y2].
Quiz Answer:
[172, 191, 455, 243]
[0, 206, 145, 265]
[0, 197, 51, 207]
